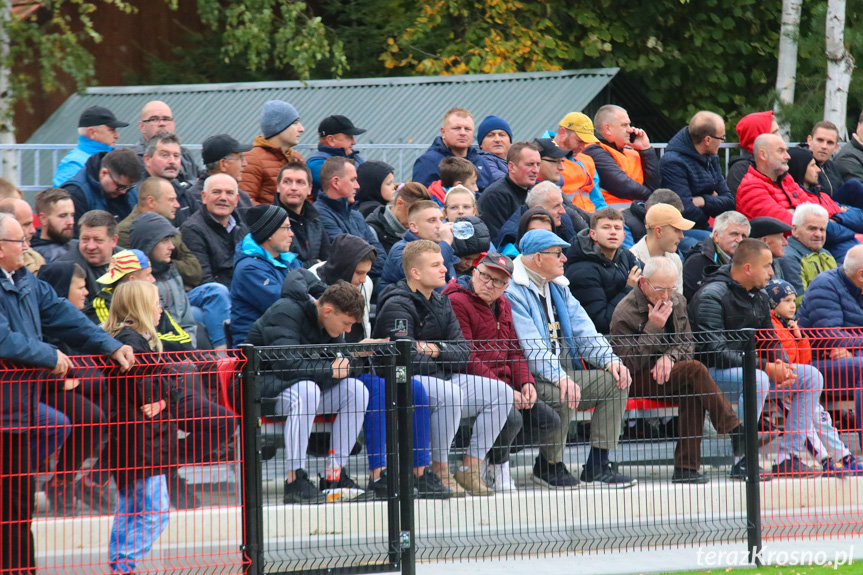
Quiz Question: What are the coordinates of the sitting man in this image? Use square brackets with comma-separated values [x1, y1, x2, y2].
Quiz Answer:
[306, 114, 366, 197]
[682, 210, 750, 301]
[611, 256, 744, 484]
[506, 229, 635, 488]
[32, 187, 76, 263]
[748, 216, 795, 286]
[445, 252, 562, 491]
[58, 209, 121, 303]
[231, 204, 301, 346]
[496, 180, 586, 249]
[246, 274, 370, 504]
[0, 198, 45, 274]
[53, 106, 128, 186]
[187, 134, 254, 221]
[61, 148, 141, 233]
[689, 239, 824, 478]
[630, 203, 694, 295]
[565, 207, 641, 334]
[553, 112, 606, 212]
[784, 203, 837, 297]
[375, 240, 513, 497]
[582, 105, 660, 205]
[477, 142, 541, 241]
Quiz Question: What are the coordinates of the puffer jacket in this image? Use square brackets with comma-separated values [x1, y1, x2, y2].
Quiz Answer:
[771, 312, 812, 365]
[783, 235, 837, 298]
[62, 152, 139, 235]
[798, 267, 863, 350]
[682, 237, 726, 301]
[834, 135, 863, 182]
[230, 233, 302, 346]
[273, 196, 330, 268]
[314, 193, 386, 278]
[564, 228, 639, 335]
[412, 136, 498, 192]
[179, 209, 249, 287]
[373, 279, 470, 378]
[737, 166, 842, 224]
[660, 127, 735, 229]
[443, 275, 534, 390]
[687, 265, 782, 369]
[53, 135, 113, 187]
[622, 201, 648, 244]
[239, 135, 305, 205]
[726, 153, 754, 196]
[30, 237, 75, 265]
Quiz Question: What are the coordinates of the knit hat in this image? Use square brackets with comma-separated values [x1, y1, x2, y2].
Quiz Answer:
[97, 249, 151, 284]
[477, 115, 513, 144]
[519, 229, 570, 255]
[766, 278, 796, 308]
[246, 204, 288, 244]
[260, 100, 300, 140]
[356, 161, 395, 206]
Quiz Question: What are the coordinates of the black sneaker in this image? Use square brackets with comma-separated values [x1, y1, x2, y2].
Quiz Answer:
[729, 457, 772, 482]
[671, 467, 710, 484]
[772, 455, 821, 477]
[284, 469, 327, 505]
[367, 470, 420, 500]
[168, 472, 202, 510]
[580, 462, 637, 488]
[319, 469, 364, 492]
[531, 454, 580, 489]
[730, 424, 746, 457]
[415, 468, 453, 499]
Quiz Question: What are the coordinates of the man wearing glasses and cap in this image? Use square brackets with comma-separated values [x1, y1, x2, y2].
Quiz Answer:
[306, 115, 367, 197]
[53, 106, 129, 187]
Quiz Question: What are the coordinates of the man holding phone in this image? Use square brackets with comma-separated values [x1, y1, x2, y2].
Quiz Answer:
[583, 105, 661, 206]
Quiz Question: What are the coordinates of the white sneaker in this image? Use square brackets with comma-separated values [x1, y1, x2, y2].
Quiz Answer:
[485, 461, 516, 491]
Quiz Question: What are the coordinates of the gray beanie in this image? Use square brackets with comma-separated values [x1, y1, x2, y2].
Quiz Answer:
[260, 100, 300, 140]
[247, 204, 288, 245]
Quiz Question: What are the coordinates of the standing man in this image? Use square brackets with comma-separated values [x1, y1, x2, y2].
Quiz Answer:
[142, 134, 199, 226]
[306, 115, 367, 197]
[475, 115, 511, 181]
[53, 106, 128, 186]
[0, 199, 45, 275]
[241, 100, 305, 206]
[274, 161, 330, 268]
[132, 100, 202, 185]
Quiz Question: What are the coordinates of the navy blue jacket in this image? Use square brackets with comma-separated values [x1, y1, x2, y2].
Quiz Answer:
[62, 152, 138, 236]
[798, 267, 863, 349]
[314, 194, 386, 278]
[412, 137, 497, 191]
[306, 144, 365, 198]
[0, 266, 122, 430]
[659, 127, 735, 229]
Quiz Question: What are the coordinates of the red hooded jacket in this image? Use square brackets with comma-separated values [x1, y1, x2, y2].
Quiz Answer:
[736, 165, 841, 224]
[443, 276, 534, 390]
[736, 111, 775, 154]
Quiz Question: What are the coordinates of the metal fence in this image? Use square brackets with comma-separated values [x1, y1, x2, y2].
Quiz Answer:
[1, 142, 754, 196]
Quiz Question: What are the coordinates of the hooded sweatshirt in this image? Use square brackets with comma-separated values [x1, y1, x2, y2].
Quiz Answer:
[356, 161, 394, 218]
[309, 234, 376, 341]
[38, 261, 78, 300]
[786, 147, 817, 190]
[727, 110, 774, 194]
[130, 212, 198, 347]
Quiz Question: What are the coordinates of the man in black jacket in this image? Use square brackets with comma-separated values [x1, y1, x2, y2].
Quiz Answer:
[186, 134, 254, 222]
[682, 210, 750, 301]
[274, 161, 330, 268]
[689, 239, 824, 479]
[246, 272, 370, 504]
[58, 210, 121, 305]
[374, 240, 512, 496]
[477, 142, 541, 240]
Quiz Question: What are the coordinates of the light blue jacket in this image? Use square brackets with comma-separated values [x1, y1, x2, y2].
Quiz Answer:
[52, 136, 113, 186]
[505, 255, 618, 383]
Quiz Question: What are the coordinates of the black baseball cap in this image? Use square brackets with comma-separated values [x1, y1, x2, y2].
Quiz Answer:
[78, 106, 128, 129]
[476, 252, 514, 278]
[533, 138, 571, 160]
[318, 115, 367, 137]
[201, 134, 252, 165]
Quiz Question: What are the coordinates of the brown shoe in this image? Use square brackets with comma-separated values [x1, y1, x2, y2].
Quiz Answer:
[438, 471, 468, 498]
[454, 462, 493, 496]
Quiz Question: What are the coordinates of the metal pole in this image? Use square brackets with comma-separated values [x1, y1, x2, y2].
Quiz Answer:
[239, 343, 265, 575]
[383, 345, 402, 569]
[741, 328, 762, 565]
[396, 339, 415, 575]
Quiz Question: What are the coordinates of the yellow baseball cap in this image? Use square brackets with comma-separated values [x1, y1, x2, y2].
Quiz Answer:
[645, 204, 695, 231]
[559, 112, 599, 144]
[97, 249, 151, 284]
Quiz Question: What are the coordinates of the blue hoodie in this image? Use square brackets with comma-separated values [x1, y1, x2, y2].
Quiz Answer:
[53, 135, 114, 187]
[230, 233, 302, 345]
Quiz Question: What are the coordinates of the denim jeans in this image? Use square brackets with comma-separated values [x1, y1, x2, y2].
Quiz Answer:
[109, 474, 170, 573]
[31, 401, 71, 468]
[707, 367, 770, 425]
[188, 282, 231, 347]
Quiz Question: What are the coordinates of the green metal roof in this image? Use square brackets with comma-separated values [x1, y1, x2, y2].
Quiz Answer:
[27, 69, 677, 147]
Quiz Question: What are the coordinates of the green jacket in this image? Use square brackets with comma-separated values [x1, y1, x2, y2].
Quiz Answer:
[785, 235, 837, 303]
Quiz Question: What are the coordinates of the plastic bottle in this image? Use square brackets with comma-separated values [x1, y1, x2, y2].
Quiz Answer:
[325, 449, 341, 483]
[452, 220, 475, 240]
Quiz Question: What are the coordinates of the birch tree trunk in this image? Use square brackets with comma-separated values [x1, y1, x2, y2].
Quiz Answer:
[0, 0, 17, 184]
[774, 0, 802, 139]
[825, 0, 854, 141]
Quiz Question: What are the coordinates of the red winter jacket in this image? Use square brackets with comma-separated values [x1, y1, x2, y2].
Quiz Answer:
[443, 277, 534, 390]
[736, 166, 841, 224]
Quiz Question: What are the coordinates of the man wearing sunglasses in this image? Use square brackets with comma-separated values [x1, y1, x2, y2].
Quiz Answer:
[61, 148, 141, 236]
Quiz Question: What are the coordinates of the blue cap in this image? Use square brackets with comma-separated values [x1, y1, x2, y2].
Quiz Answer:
[260, 100, 300, 140]
[766, 278, 796, 308]
[518, 229, 570, 255]
[477, 115, 513, 144]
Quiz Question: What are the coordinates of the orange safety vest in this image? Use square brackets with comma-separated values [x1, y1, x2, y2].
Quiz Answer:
[597, 142, 644, 206]
[560, 153, 599, 212]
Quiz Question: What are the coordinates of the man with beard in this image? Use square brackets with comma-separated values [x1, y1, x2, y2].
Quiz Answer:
[32, 187, 76, 263]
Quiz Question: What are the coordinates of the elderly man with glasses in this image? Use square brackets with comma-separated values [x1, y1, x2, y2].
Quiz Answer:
[505, 229, 635, 489]
[610, 256, 745, 484]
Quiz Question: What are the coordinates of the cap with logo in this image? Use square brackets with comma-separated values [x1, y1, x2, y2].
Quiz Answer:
[644, 203, 695, 231]
[476, 252, 514, 278]
[318, 115, 367, 138]
[558, 112, 599, 144]
[79, 106, 129, 129]
[201, 134, 252, 165]
[97, 249, 151, 284]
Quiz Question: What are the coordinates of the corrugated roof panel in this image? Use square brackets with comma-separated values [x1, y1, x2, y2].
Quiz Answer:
[28, 69, 624, 147]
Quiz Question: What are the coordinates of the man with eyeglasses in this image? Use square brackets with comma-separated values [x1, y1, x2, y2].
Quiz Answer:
[630, 204, 693, 295]
[61, 148, 141, 236]
[53, 106, 129, 187]
[660, 111, 735, 230]
[0, 198, 45, 275]
[506, 228, 635, 488]
[187, 134, 254, 222]
[132, 100, 203, 185]
[444, 252, 562, 492]
[230, 204, 301, 346]
[610, 256, 744, 484]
